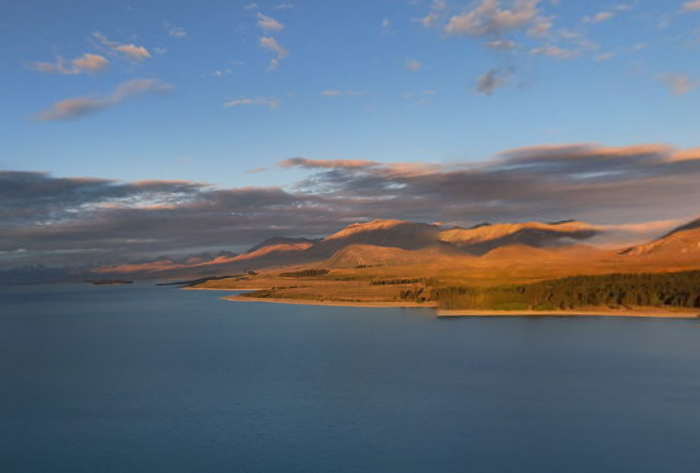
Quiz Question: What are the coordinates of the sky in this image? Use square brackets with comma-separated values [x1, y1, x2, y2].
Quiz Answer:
[2, 0, 700, 268]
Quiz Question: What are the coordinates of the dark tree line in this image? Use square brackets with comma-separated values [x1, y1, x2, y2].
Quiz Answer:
[279, 269, 330, 278]
[431, 271, 700, 310]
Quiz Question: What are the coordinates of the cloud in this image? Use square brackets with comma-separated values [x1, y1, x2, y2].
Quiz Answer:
[420, 0, 447, 28]
[6, 142, 700, 268]
[486, 39, 517, 49]
[321, 90, 367, 97]
[278, 157, 379, 169]
[582, 11, 614, 24]
[245, 3, 259, 10]
[528, 15, 552, 37]
[30, 53, 109, 75]
[682, 0, 700, 13]
[404, 57, 422, 71]
[259, 36, 288, 58]
[35, 79, 172, 122]
[444, 0, 541, 37]
[476, 68, 509, 95]
[276, 3, 294, 10]
[668, 148, 700, 162]
[257, 13, 284, 31]
[115, 44, 151, 60]
[531, 44, 580, 59]
[583, 4, 632, 24]
[168, 26, 188, 38]
[594, 52, 615, 62]
[93, 32, 152, 61]
[259, 36, 288, 70]
[224, 96, 280, 109]
[659, 73, 697, 95]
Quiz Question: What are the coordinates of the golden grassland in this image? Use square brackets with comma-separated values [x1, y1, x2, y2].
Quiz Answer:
[187, 244, 700, 317]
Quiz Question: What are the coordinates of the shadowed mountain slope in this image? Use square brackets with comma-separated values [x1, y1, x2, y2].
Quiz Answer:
[623, 217, 700, 258]
[439, 221, 600, 255]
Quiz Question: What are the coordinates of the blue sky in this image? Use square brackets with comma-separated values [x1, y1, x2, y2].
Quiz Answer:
[2, 0, 700, 188]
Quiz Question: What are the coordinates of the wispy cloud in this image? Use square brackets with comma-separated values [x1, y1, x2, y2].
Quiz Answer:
[659, 73, 697, 95]
[582, 11, 614, 24]
[167, 25, 188, 38]
[260, 36, 288, 70]
[224, 96, 281, 109]
[278, 157, 378, 169]
[29, 53, 109, 75]
[257, 13, 284, 31]
[682, 0, 700, 13]
[404, 57, 422, 71]
[93, 32, 152, 61]
[531, 44, 581, 59]
[444, 0, 541, 37]
[476, 68, 509, 95]
[276, 3, 294, 10]
[321, 90, 367, 97]
[36, 79, 172, 122]
[420, 0, 447, 28]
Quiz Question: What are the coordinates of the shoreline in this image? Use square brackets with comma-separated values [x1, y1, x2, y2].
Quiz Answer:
[182, 286, 268, 291]
[220, 294, 437, 308]
[437, 309, 700, 319]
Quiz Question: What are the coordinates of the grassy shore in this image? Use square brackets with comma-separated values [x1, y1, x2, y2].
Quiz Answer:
[188, 288, 699, 317]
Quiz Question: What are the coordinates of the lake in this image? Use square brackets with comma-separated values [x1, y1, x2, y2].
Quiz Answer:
[2, 283, 700, 473]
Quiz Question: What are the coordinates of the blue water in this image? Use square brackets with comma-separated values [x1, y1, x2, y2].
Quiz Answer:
[1, 283, 700, 473]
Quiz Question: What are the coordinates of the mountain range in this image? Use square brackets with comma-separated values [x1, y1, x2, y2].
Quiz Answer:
[88, 216, 700, 281]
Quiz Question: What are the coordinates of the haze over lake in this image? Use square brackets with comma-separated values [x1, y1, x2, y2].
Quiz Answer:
[2, 284, 700, 473]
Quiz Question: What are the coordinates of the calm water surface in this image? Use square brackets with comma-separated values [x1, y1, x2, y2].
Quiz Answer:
[2, 283, 700, 473]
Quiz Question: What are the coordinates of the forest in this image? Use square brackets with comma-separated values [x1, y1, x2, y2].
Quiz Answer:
[430, 271, 700, 311]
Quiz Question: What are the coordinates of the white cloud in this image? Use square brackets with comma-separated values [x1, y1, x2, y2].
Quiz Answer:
[224, 96, 280, 109]
[30, 53, 109, 75]
[659, 73, 697, 95]
[257, 13, 284, 31]
[276, 3, 294, 10]
[244, 3, 259, 10]
[36, 79, 172, 122]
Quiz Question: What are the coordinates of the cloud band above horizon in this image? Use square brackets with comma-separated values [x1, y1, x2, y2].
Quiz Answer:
[3, 142, 700, 268]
